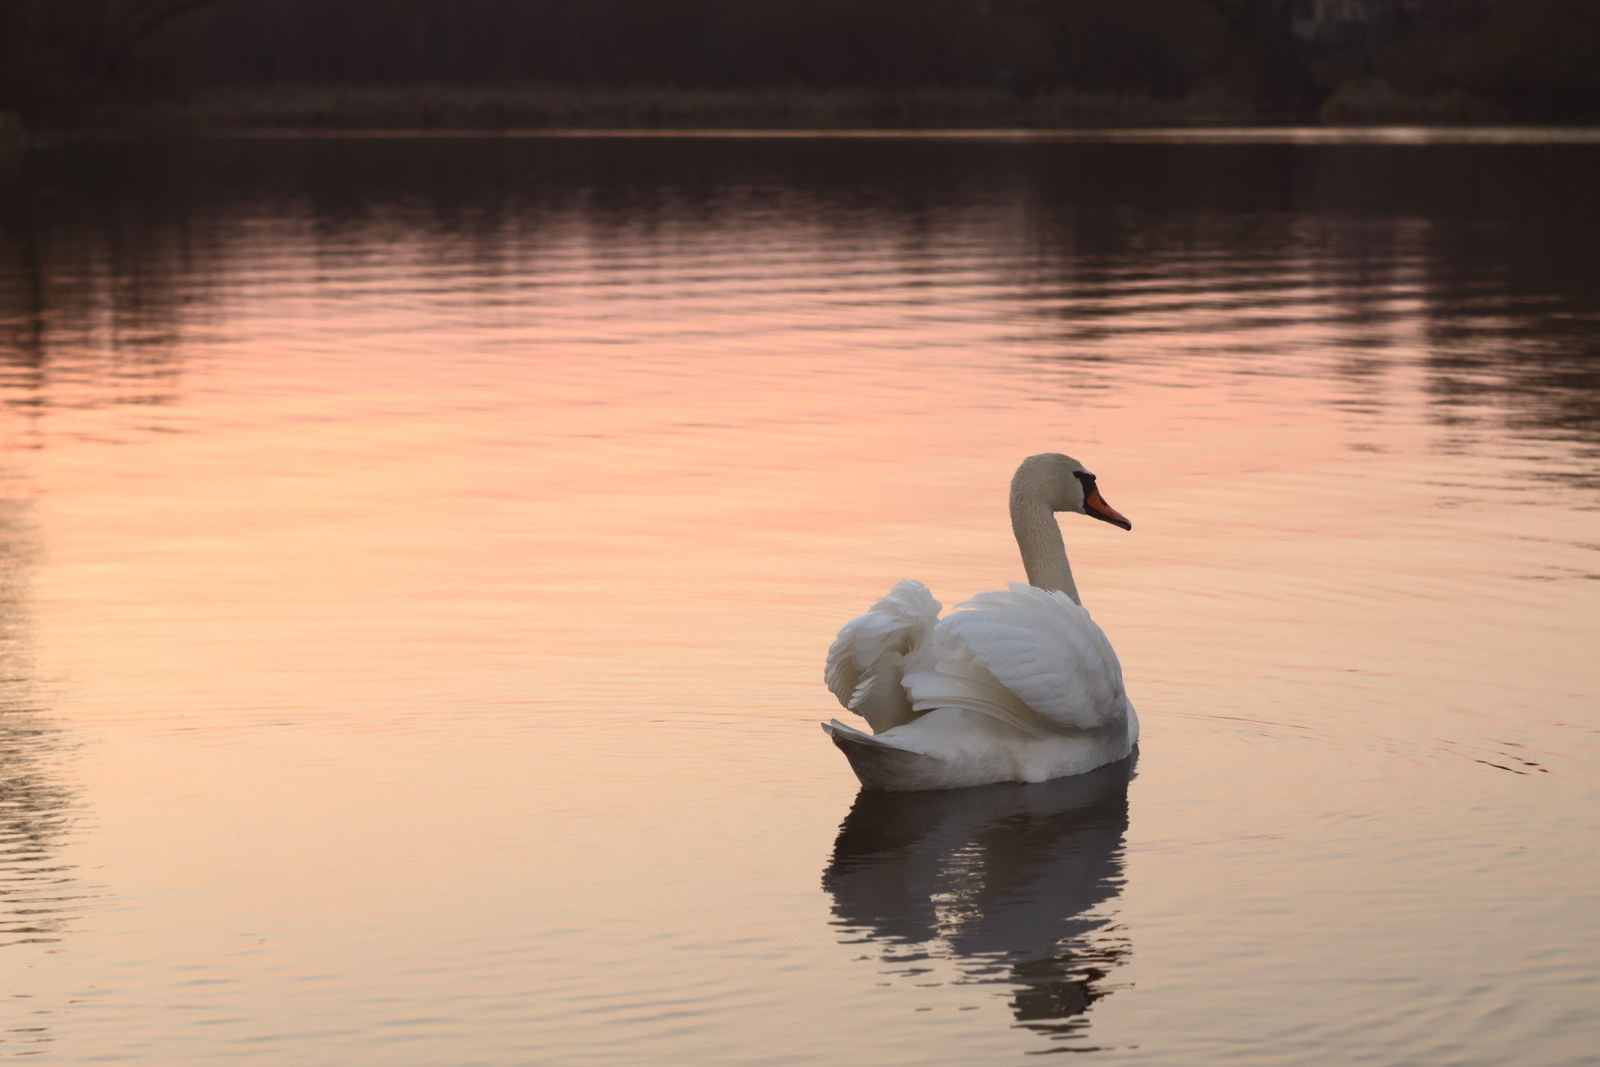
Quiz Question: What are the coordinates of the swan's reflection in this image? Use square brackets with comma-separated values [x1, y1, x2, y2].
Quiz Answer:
[823, 755, 1134, 1047]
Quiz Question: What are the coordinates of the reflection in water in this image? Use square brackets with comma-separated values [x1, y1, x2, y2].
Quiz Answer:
[2, 137, 1597, 471]
[0, 147, 211, 443]
[0, 704, 75, 953]
[0, 496, 79, 956]
[824, 757, 1134, 1050]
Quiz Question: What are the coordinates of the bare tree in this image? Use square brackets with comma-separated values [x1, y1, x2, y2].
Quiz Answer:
[1192, 0, 1323, 110]
[0, 0, 234, 121]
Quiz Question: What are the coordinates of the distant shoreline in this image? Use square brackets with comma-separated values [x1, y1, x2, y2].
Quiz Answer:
[71, 80, 1530, 135]
[94, 83, 1253, 132]
[185, 128, 1600, 144]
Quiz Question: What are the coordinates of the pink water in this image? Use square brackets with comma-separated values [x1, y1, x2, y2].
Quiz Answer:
[1, 133, 1597, 1064]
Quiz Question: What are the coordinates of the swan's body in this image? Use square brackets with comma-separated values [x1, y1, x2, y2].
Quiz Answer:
[823, 454, 1137, 792]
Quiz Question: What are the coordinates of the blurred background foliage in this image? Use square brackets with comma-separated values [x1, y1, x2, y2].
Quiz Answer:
[1, 0, 1596, 125]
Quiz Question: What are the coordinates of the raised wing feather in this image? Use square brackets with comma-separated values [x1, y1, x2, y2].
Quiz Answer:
[906, 582, 1128, 736]
[825, 579, 942, 734]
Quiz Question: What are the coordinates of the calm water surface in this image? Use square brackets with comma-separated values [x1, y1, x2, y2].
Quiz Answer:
[1, 133, 1597, 1064]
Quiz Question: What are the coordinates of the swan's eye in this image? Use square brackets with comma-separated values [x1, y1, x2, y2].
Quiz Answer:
[1072, 470, 1097, 492]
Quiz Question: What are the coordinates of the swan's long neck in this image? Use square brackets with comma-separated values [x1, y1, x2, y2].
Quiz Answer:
[1010, 489, 1080, 605]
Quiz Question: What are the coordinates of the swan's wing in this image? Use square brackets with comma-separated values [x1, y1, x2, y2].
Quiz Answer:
[825, 579, 942, 734]
[905, 582, 1128, 736]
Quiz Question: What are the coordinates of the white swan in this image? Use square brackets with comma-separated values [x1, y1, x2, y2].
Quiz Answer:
[823, 453, 1138, 791]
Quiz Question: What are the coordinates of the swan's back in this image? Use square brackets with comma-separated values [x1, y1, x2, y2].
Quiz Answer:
[908, 583, 1132, 740]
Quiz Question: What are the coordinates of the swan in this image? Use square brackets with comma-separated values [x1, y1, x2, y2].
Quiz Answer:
[823, 453, 1137, 791]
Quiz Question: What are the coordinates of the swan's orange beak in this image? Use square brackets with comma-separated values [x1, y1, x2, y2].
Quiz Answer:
[1085, 489, 1131, 530]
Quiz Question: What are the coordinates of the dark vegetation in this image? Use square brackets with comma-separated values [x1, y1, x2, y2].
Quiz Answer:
[1, 0, 1597, 128]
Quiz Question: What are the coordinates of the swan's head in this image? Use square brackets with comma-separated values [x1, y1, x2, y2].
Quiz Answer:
[1012, 453, 1132, 530]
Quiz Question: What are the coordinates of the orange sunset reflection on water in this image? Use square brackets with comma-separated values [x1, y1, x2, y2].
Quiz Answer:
[0, 134, 1597, 1065]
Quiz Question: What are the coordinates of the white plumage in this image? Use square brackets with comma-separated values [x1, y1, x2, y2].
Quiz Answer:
[823, 454, 1138, 791]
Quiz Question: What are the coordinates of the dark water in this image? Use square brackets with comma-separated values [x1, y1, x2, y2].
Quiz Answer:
[0, 132, 1596, 1064]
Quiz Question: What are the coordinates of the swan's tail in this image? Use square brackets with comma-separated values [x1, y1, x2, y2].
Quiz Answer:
[821, 719, 942, 792]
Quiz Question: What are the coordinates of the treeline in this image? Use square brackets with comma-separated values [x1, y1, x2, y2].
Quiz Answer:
[2, 0, 1597, 124]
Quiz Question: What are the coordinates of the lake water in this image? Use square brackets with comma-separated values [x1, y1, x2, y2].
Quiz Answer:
[1, 131, 1597, 1065]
